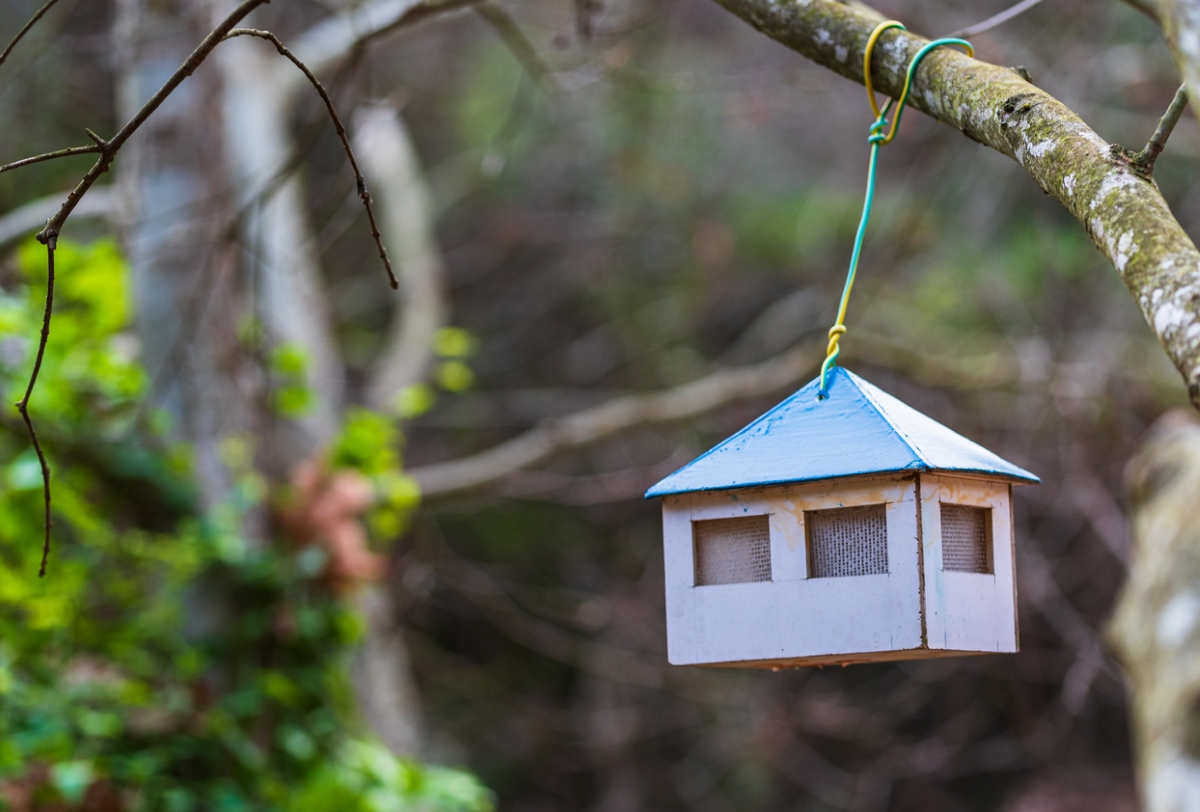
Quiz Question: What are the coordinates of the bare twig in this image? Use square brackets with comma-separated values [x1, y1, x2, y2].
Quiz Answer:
[16, 239, 55, 577]
[5, 0, 271, 573]
[474, 4, 557, 90]
[291, 0, 483, 95]
[355, 105, 446, 409]
[1135, 84, 1188, 175]
[34, 0, 271, 246]
[0, 187, 114, 249]
[947, 0, 1048, 38]
[410, 338, 823, 500]
[0, 0, 64, 69]
[1118, 0, 1159, 22]
[224, 28, 398, 289]
[0, 144, 102, 176]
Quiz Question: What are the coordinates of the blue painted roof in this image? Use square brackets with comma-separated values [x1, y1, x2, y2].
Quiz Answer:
[645, 367, 1038, 498]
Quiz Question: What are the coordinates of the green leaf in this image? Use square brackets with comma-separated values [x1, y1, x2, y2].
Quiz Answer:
[51, 760, 93, 804]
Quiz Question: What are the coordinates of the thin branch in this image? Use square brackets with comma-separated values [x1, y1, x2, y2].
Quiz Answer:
[355, 105, 446, 409]
[16, 238, 55, 577]
[0, 144, 101, 176]
[0, 187, 114, 249]
[33, 0, 271, 245]
[1118, 0, 1160, 22]
[0, 0, 64, 69]
[224, 28, 398, 288]
[947, 0, 1048, 38]
[5, 0, 270, 575]
[410, 338, 823, 501]
[473, 4, 557, 90]
[290, 0, 482, 95]
[1135, 83, 1188, 175]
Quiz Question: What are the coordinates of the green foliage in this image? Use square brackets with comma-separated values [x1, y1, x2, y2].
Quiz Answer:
[270, 343, 315, 419]
[331, 409, 402, 476]
[0, 241, 489, 811]
[433, 328, 477, 360]
[330, 409, 421, 541]
[392, 385, 436, 420]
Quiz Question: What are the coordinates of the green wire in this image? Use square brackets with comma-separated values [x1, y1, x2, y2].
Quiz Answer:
[817, 36, 973, 398]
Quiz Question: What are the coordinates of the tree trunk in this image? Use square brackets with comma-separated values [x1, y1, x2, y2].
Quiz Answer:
[114, 0, 261, 510]
[1111, 412, 1200, 812]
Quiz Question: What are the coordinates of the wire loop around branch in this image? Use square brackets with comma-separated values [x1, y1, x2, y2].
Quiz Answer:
[817, 22, 973, 397]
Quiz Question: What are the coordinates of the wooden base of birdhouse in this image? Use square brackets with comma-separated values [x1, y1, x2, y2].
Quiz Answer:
[702, 648, 992, 670]
[660, 473, 1020, 669]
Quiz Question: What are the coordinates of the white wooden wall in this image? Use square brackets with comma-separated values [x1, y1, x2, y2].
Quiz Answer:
[662, 477, 922, 666]
[920, 475, 1018, 654]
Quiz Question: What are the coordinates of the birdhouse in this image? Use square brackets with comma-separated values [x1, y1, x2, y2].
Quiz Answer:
[646, 367, 1038, 669]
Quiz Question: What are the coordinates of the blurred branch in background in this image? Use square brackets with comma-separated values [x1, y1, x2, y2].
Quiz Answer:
[223, 28, 398, 290]
[411, 338, 824, 501]
[355, 105, 448, 410]
[473, 3, 558, 90]
[1120, 0, 1162, 21]
[0, 187, 114, 249]
[290, 0, 483, 81]
[947, 0, 1048, 39]
[1159, 0, 1200, 129]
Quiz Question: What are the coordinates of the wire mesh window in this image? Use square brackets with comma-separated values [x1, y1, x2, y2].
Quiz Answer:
[806, 504, 888, 578]
[693, 515, 772, 586]
[941, 504, 992, 573]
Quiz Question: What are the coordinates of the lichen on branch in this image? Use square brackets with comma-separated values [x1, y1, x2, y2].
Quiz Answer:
[712, 0, 1200, 407]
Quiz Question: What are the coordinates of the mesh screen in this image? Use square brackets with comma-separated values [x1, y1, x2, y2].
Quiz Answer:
[694, 516, 772, 586]
[941, 504, 991, 573]
[807, 504, 888, 578]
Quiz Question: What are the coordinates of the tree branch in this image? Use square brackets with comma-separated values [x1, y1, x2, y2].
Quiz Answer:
[289, 0, 481, 94]
[34, 0, 271, 245]
[1120, 0, 1162, 22]
[410, 338, 823, 501]
[16, 239, 55, 577]
[0, 0, 64, 69]
[947, 0, 1048, 39]
[0, 187, 115, 249]
[473, 4, 557, 90]
[1135, 83, 1189, 175]
[224, 28, 398, 289]
[0, 144, 102, 176]
[705, 0, 1200, 409]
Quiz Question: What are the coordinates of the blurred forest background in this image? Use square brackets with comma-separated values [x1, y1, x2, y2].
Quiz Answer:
[0, 0, 1192, 809]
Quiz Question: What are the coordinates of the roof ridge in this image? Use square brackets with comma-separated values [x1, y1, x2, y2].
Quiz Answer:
[845, 369, 933, 469]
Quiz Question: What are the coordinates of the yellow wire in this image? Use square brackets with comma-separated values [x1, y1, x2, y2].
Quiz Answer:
[863, 21, 905, 120]
[862, 21, 974, 146]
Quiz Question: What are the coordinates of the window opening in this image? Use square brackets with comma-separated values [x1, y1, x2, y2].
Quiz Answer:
[693, 515, 771, 586]
[807, 503, 888, 578]
[941, 503, 992, 573]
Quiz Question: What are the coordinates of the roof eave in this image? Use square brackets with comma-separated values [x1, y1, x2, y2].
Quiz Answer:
[644, 464, 1039, 499]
